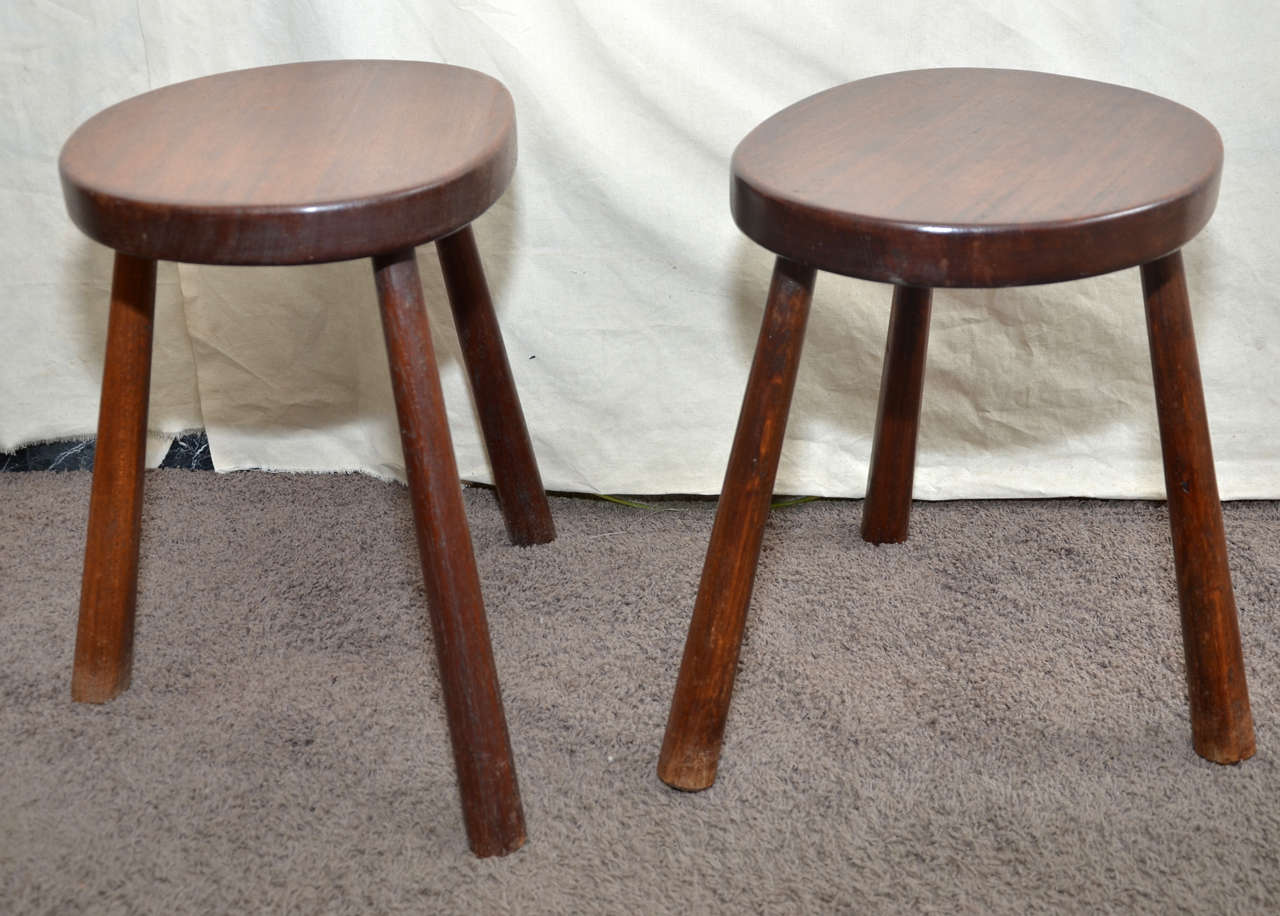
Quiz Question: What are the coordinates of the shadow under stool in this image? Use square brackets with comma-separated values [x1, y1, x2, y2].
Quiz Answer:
[59, 60, 551, 857]
[659, 68, 1255, 791]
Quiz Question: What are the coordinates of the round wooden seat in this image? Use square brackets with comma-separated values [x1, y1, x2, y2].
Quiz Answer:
[59, 60, 516, 265]
[731, 68, 1223, 287]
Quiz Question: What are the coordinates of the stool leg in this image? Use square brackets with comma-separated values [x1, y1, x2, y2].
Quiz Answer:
[72, 253, 156, 703]
[862, 286, 932, 544]
[1141, 251, 1255, 764]
[658, 257, 815, 791]
[437, 226, 555, 546]
[373, 248, 526, 856]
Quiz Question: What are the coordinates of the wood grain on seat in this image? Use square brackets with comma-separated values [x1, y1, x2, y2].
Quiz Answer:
[731, 68, 1223, 287]
[59, 60, 516, 265]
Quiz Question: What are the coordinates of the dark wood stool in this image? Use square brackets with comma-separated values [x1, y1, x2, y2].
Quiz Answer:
[59, 60, 551, 856]
[659, 68, 1256, 791]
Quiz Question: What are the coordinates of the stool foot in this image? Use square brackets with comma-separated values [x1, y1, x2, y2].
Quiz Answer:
[862, 286, 932, 544]
[1142, 251, 1255, 764]
[437, 227, 555, 546]
[374, 249, 527, 856]
[72, 254, 156, 704]
[658, 257, 815, 791]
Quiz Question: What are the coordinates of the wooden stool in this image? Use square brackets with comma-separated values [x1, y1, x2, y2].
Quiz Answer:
[59, 60, 551, 856]
[659, 68, 1256, 791]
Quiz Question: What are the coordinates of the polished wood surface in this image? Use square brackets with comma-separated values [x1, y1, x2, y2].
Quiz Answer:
[62, 62, 544, 856]
[437, 227, 555, 546]
[659, 257, 815, 791]
[664, 70, 1252, 785]
[732, 69, 1222, 287]
[72, 254, 156, 702]
[60, 60, 516, 264]
[1141, 252, 1255, 763]
[374, 249, 526, 856]
[862, 286, 932, 544]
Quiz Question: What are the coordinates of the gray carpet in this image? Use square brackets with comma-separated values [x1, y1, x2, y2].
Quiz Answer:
[2, 471, 1278, 913]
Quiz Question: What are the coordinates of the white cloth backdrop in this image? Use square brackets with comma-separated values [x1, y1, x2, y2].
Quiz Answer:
[3, 1, 1278, 497]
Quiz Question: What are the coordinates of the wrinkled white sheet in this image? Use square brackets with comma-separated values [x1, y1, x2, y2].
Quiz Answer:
[3, 0, 1278, 497]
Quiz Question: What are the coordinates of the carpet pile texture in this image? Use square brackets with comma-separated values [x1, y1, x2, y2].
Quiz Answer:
[2, 471, 1277, 913]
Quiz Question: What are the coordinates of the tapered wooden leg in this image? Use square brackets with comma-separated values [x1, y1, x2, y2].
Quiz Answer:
[862, 286, 932, 544]
[72, 253, 157, 703]
[1142, 250, 1255, 764]
[658, 257, 816, 791]
[373, 248, 526, 856]
[437, 226, 554, 546]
